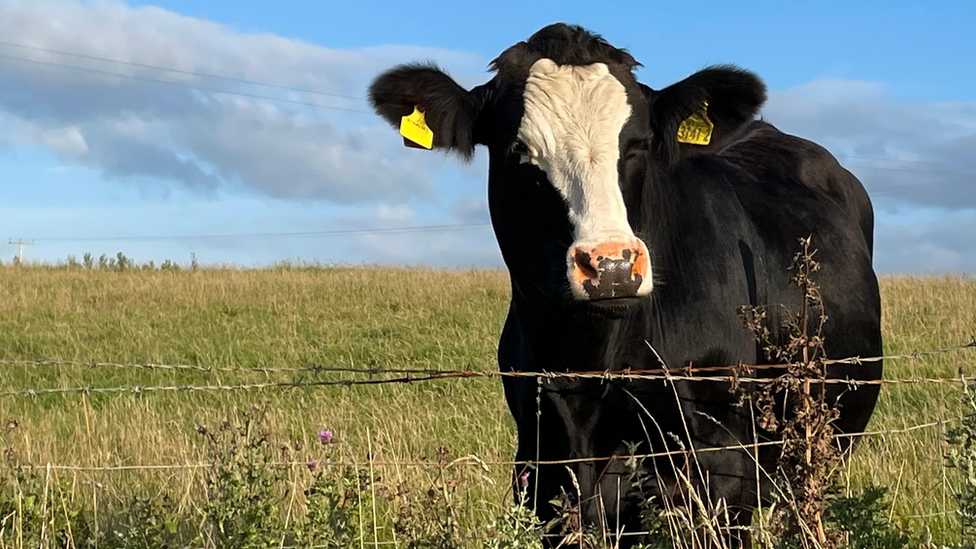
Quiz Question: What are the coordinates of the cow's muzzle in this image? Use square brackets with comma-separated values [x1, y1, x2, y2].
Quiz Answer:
[567, 237, 653, 300]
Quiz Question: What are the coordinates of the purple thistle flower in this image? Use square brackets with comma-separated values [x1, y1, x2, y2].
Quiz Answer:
[318, 429, 335, 445]
[519, 472, 530, 490]
[294, 441, 303, 452]
[307, 460, 318, 471]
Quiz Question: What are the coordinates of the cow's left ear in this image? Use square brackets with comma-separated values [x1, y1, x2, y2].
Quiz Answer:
[641, 65, 766, 166]
[369, 63, 489, 159]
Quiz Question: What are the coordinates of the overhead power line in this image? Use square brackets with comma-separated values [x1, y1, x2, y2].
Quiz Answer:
[843, 163, 976, 178]
[867, 179, 975, 198]
[1, 41, 973, 170]
[836, 154, 968, 169]
[27, 223, 492, 243]
[0, 52, 371, 114]
[0, 39, 366, 102]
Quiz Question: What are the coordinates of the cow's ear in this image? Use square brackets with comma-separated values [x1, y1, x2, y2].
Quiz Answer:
[642, 65, 766, 166]
[369, 63, 488, 159]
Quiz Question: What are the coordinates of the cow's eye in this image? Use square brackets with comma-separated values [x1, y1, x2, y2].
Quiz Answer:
[624, 136, 651, 159]
[510, 139, 528, 155]
[510, 139, 533, 164]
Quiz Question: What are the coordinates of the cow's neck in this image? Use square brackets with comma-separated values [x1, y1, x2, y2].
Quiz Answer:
[506, 165, 691, 373]
[508, 291, 657, 372]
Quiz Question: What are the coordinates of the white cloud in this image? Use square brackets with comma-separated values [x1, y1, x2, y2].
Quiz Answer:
[0, 0, 489, 203]
[763, 78, 976, 212]
[374, 204, 417, 222]
[348, 228, 501, 268]
[450, 195, 490, 223]
[874, 209, 976, 273]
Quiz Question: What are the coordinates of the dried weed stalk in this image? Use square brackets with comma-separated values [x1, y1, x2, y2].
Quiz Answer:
[738, 236, 843, 549]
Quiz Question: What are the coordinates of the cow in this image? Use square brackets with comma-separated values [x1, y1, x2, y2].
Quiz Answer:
[368, 23, 882, 547]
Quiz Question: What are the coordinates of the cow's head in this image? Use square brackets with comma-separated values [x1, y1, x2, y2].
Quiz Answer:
[369, 23, 766, 310]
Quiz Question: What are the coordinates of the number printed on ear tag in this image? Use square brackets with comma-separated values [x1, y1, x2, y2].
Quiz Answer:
[400, 107, 434, 149]
[676, 101, 714, 145]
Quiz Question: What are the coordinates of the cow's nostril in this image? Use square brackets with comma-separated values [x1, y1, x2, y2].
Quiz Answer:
[573, 249, 599, 280]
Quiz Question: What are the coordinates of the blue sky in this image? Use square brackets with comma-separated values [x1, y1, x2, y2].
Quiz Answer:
[1, 0, 975, 272]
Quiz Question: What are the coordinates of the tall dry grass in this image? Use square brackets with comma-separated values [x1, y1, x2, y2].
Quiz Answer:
[0, 264, 973, 543]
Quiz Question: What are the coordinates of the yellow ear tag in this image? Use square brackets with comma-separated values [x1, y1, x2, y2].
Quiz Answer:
[676, 101, 713, 145]
[399, 107, 434, 150]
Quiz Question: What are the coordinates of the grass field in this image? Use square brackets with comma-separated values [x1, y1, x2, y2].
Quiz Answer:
[0, 264, 974, 546]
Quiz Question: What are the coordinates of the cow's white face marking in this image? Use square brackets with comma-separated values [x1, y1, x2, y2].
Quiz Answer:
[519, 59, 633, 240]
[518, 58, 653, 298]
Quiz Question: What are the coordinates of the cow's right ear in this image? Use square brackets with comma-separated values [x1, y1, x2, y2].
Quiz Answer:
[368, 63, 488, 159]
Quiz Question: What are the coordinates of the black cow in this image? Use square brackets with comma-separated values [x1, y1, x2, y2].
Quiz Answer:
[369, 23, 882, 547]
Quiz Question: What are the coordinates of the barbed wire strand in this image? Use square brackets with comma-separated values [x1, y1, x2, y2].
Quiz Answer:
[11, 422, 953, 543]
[3, 338, 972, 380]
[2, 365, 976, 399]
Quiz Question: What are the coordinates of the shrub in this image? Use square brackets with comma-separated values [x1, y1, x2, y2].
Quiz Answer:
[826, 485, 918, 549]
[195, 405, 287, 549]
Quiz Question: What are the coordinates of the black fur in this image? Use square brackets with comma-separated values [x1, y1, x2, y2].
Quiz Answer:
[367, 24, 880, 549]
[367, 63, 485, 158]
[490, 23, 640, 77]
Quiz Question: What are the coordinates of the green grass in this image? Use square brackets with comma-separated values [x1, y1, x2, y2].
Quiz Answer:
[0, 264, 974, 544]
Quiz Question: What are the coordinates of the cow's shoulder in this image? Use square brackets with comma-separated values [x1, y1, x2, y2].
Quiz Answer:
[718, 122, 858, 191]
[706, 121, 871, 219]
[695, 121, 876, 260]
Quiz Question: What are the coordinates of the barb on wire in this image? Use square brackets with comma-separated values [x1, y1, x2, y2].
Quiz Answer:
[14, 416, 956, 473]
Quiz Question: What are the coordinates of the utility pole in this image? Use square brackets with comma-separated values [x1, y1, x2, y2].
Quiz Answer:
[8, 239, 34, 262]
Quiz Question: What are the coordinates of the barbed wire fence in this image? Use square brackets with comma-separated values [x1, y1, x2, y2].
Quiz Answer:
[1, 337, 975, 545]
[0, 338, 973, 457]
[0, 339, 973, 397]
